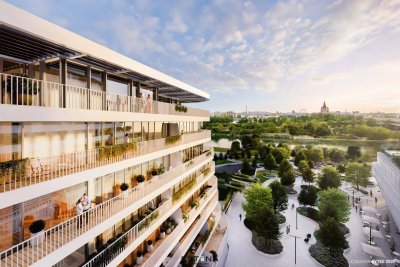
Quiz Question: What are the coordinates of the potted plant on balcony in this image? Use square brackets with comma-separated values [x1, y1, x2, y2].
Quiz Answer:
[147, 240, 154, 252]
[29, 219, 46, 246]
[165, 221, 172, 234]
[136, 251, 143, 265]
[136, 174, 145, 184]
[157, 164, 166, 175]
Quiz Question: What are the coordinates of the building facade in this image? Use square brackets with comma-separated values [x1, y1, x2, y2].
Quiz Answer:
[0, 2, 223, 267]
[372, 148, 400, 232]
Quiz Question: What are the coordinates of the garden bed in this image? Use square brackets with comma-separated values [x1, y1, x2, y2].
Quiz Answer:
[297, 207, 349, 267]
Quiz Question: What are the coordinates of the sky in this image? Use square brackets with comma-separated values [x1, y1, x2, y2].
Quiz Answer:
[7, 0, 400, 113]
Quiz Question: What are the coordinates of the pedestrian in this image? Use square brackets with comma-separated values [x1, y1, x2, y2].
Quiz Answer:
[375, 197, 378, 203]
[356, 206, 358, 212]
[288, 225, 291, 234]
[286, 226, 289, 234]
[370, 190, 373, 197]
[239, 213, 242, 221]
[76, 199, 83, 227]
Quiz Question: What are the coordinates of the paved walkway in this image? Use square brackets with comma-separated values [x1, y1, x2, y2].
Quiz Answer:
[225, 176, 320, 267]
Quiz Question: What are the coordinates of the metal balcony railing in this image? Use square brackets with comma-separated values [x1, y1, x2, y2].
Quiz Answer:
[0, 130, 211, 193]
[82, 172, 217, 267]
[0, 73, 209, 117]
[0, 154, 214, 267]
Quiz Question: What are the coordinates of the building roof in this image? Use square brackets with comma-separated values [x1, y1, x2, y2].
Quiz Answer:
[0, 1, 209, 103]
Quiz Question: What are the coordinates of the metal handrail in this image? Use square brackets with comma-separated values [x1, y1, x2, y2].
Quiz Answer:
[0, 73, 209, 117]
[0, 151, 213, 266]
[0, 130, 211, 193]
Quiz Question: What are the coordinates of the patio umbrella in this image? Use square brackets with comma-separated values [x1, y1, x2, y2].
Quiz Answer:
[363, 227, 384, 239]
[362, 215, 380, 225]
[361, 243, 386, 258]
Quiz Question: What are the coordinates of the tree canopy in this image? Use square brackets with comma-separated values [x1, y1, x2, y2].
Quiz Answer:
[280, 169, 296, 187]
[278, 159, 293, 177]
[242, 184, 274, 221]
[317, 188, 350, 223]
[264, 153, 276, 173]
[317, 166, 341, 190]
[269, 180, 288, 212]
[345, 162, 370, 190]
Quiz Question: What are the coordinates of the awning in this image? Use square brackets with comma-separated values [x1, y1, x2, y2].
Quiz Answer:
[363, 227, 384, 239]
[362, 215, 380, 225]
[361, 243, 386, 258]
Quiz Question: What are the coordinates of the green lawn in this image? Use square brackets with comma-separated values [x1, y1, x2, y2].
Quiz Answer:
[256, 169, 277, 183]
[215, 159, 234, 165]
[214, 147, 229, 152]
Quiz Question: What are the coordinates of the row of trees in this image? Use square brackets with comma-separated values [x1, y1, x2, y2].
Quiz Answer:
[206, 114, 400, 140]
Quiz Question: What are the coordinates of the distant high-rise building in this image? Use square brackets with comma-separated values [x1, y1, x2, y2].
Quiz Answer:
[320, 101, 330, 114]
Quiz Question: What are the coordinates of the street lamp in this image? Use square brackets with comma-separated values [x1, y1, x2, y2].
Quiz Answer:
[289, 234, 301, 265]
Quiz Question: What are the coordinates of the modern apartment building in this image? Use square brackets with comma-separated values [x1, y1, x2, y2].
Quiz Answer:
[372, 148, 400, 232]
[0, 2, 226, 267]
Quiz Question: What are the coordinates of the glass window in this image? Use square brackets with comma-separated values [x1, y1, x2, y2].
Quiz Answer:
[0, 122, 21, 162]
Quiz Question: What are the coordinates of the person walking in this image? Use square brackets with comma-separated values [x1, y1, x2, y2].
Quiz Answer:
[239, 214, 242, 221]
[288, 225, 291, 234]
[76, 199, 84, 228]
[355, 205, 358, 212]
[286, 226, 289, 234]
[375, 197, 378, 203]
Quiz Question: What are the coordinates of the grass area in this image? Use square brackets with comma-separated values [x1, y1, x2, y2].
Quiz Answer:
[215, 159, 234, 165]
[214, 147, 229, 152]
[255, 169, 277, 183]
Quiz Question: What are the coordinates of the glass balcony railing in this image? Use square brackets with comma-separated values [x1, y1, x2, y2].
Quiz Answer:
[0, 157, 214, 267]
[0, 73, 209, 117]
[0, 130, 211, 193]
[82, 173, 217, 267]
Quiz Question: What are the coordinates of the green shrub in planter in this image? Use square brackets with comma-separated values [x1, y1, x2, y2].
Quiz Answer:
[29, 219, 46, 233]
[137, 175, 145, 183]
[157, 164, 166, 175]
[120, 183, 129, 191]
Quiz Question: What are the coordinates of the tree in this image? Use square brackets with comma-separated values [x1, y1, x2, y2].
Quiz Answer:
[304, 148, 324, 164]
[280, 169, 295, 187]
[318, 188, 350, 223]
[337, 164, 346, 173]
[264, 153, 276, 174]
[252, 157, 258, 168]
[242, 184, 274, 221]
[298, 186, 318, 206]
[272, 147, 290, 164]
[231, 140, 241, 154]
[246, 150, 252, 158]
[298, 160, 309, 173]
[317, 166, 341, 190]
[330, 149, 346, 163]
[278, 159, 293, 177]
[269, 181, 288, 212]
[307, 159, 315, 169]
[241, 159, 254, 175]
[319, 217, 347, 248]
[254, 208, 282, 243]
[345, 162, 371, 190]
[302, 167, 314, 185]
[294, 150, 306, 166]
[347, 146, 361, 160]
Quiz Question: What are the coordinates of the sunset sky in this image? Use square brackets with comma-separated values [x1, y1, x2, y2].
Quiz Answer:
[8, 0, 400, 113]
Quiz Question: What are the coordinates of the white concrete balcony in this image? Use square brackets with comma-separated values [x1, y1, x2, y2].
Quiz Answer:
[0, 159, 215, 267]
[82, 175, 218, 267]
[0, 130, 211, 208]
[165, 192, 219, 267]
[0, 73, 209, 122]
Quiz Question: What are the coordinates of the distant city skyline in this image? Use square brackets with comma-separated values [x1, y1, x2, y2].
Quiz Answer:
[8, 0, 400, 113]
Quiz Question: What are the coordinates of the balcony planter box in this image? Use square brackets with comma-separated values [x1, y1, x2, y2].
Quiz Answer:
[147, 240, 153, 252]
[29, 219, 46, 246]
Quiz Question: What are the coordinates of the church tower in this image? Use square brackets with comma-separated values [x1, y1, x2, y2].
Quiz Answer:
[320, 101, 329, 114]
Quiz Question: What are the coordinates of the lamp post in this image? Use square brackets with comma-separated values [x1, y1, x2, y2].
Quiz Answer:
[289, 234, 301, 265]
[352, 190, 355, 207]
[296, 209, 298, 230]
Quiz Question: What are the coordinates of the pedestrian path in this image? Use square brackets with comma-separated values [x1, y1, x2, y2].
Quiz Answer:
[225, 176, 320, 267]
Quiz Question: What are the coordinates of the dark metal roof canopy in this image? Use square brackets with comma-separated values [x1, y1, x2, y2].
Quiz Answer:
[0, 25, 207, 103]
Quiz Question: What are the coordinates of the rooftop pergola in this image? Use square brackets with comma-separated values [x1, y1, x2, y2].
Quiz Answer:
[0, 2, 209, 103]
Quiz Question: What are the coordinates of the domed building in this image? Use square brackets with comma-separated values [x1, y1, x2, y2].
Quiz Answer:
[320, 101, 329, 114]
